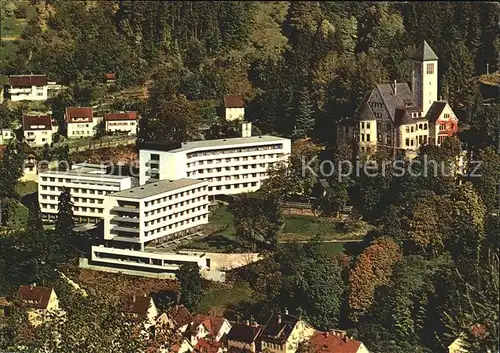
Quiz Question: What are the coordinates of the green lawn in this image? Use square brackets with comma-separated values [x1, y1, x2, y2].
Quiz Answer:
[16, 180, 38, 196]
[197, 282, 255, 314]
[184, 206, 368, 252]
[279, 214, 369, 242]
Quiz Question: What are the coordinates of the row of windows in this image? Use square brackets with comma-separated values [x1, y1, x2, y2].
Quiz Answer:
[405, 135, 428, 147]
[360, 134, 371, 142]
[186, 143, 284, 159]
[207, 182, 258, 192]
[186, 153, 283, 168]
[71, 130, 92, 135]
[41, 203, 103, 213]
[144, 206, 207, 227]
[41, 185, 111, 196]
[144, 197, 207, 217]
[405, 123, 428, 133]
[144, 187, 207, 207]
[187, 163, 274, 176]
[144, 215, 208, 237]
[108, 122, 136, 126]
[201, 173, 265, 183]
[41, 177, 120, 188]
[26, 131, 49, 136]
[41, 195, 104, 204]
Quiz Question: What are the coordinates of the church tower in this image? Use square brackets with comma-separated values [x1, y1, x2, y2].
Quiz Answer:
[411, 41, 439, 117]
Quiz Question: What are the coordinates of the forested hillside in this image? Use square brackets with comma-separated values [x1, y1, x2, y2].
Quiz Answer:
[2, 1, 498, 143]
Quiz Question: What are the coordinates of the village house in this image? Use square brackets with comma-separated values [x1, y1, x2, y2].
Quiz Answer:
[121, 294, 159, 329]
[17, 284, 61, 327]
[227, 321, 263, 353]
[184, 313, 232, 346]
[224, 95, 245, 121]
[309, 330, 370, 353]
[23, 114, 58, 147]
[20, 141, 40, 182]
[260, 312, 315, 353]
[157, 305, 194, 332]
[65, 107, 101, 138]
[0, 128, 13, 145]
[8, 74, 48, 102]
[337, 41, 458, 158]
[104, 111, 139, 135]
[105, 73, 116, 86]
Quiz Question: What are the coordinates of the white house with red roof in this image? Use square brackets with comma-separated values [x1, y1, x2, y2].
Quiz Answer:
[184, 314, 232, 346]
[104, 111, 139, 136]
[309, 330, 370, 353]
[23, 114, 58, 146]
[224, 95, 245, 121]
[121, 294, 159, 328]
[65, 107, 101, 138]
[8, 74, 48, 102]
[17, 284, 61, 327]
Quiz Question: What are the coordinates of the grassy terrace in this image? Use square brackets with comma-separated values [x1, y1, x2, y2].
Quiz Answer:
[184, 204, 367, 255]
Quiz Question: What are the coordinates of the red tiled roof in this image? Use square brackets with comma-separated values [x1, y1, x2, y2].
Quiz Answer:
[65, 107, 93, 123]
[194, 338, 222, 353]
[122, 295, 152, 318]
[104, 111, 138, 121]
[17, 285, 53, 310]
[23, 115, 52, 131]
[105, 73, 116, 80]
[9, 75, 48, 87]
[310, 331, 361, 353]
[168, 305, 193, 327]
[224, 95, 245, 108]
[190, 314, 226, 337]
[471, 324, 487, 338]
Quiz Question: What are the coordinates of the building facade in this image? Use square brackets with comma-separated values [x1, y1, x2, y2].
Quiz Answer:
[337, 41, 458, 158]
[224, 95, 245, 121]
[104, 111, 138, 135]
[139, 136, 291, 196]
[8, 75, 48, 102]
[65, 107, 100, 138]
[0, 128, 13, 145]
[102, 179, 209, 249]
[23, 115, 57, 147]
[38, 163, 134, 222]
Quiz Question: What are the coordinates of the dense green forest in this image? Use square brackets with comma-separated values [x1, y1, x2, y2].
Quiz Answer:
[1, 1, 499, 144]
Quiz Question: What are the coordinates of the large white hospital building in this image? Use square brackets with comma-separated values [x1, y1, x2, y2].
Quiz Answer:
[139, 135, 291, 195]
[90, 179, 211, 276]
[38, 164, 134, 223]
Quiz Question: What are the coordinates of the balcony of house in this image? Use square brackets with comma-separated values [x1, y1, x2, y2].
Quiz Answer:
[10, 87, 33, 94]
[145, 159, 160, 167]
[145, 168, 159, 177]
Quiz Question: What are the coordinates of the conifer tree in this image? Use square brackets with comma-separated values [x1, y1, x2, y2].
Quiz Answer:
[54, 187, 75, 260]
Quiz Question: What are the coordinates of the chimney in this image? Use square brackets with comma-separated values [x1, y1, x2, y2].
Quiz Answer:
[284, 308, 288, 315]
[343, 336, 349, 343]
[277, 314, 281, 324]
[132, 294, 136, 303]
[394, 80, 397, 96]
[246, 320, 250, 326]
[324, 331, 329, 338]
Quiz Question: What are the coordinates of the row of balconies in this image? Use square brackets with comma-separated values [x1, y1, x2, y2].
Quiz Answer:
[186, 153, 283, 170]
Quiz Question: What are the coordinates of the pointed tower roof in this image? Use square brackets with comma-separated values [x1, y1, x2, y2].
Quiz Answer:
[410, 40, 439, 61]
